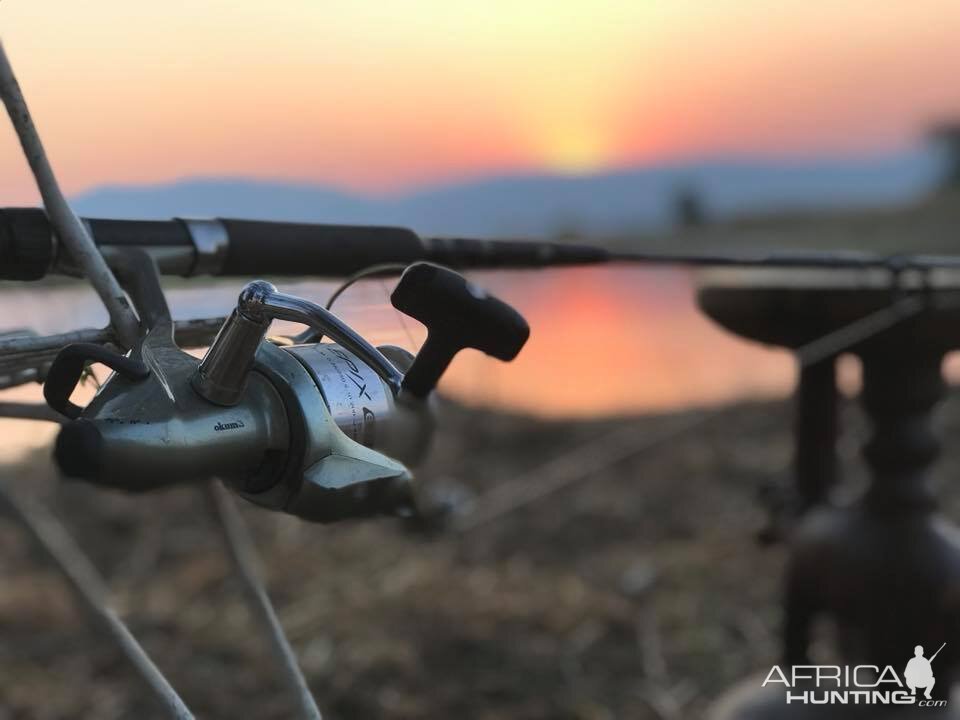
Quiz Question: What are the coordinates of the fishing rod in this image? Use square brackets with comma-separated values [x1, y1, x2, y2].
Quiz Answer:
[5, 207, 960, 283]
[606, 249, 960, 271]
[0, 204, 951, 401]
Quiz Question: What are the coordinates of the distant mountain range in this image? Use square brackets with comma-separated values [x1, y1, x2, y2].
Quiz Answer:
[71, 149, 945, 238]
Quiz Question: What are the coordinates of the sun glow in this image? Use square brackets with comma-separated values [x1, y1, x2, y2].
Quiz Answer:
[0, 0, 959, 201]
[534, 117, 615, 173]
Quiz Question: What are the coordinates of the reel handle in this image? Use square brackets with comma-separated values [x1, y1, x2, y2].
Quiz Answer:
[391, 262, 529, 397]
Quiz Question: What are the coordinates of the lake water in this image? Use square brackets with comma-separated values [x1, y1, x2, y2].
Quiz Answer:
[0, 266, 802, 461]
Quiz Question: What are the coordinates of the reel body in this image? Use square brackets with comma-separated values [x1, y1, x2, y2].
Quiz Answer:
[47, 262, 528, 524]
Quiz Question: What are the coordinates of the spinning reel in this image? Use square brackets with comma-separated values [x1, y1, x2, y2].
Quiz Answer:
[44, 260, 529, 523]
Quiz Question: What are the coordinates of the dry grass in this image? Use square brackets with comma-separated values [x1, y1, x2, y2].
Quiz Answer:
[3, 390, 960, 719]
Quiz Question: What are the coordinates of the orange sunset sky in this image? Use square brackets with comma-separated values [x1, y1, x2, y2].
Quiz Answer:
[1, 1, 959, 205]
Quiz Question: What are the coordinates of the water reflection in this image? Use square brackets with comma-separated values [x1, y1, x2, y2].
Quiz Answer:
[0, 267, 800, 461]
[452, 267, 795, 417]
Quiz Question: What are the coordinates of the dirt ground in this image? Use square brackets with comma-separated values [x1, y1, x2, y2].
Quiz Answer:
[4, 389, 960, 719]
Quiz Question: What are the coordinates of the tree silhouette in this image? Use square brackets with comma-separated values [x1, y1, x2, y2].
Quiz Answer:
[930, 123, 960, 191]
[672, 183, 707, 228]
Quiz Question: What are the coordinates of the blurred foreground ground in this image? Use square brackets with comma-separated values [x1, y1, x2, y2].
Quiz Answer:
[4, 389, 960, 720]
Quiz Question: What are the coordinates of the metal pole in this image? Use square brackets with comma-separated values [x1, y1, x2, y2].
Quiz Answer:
[206, 483, 323, 720]
[0, 475, 194, 718]
[0, 40, 140, 348]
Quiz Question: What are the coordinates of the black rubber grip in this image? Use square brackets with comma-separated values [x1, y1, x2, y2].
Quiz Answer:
[220, 219, 425, 276]
[219, 221, 609, 275]
[0, 208, 55, 280]
[88, 218, 192, 248]
[0, 210, 192, 280]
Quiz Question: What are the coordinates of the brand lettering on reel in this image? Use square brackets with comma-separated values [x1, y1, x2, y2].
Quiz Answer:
[329, 347, 373, 401]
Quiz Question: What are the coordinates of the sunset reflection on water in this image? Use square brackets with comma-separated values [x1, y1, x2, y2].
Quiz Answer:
[445, 267, 796, 417]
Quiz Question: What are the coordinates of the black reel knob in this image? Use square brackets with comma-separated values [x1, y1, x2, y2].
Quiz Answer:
[390, 262, 530, 397]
